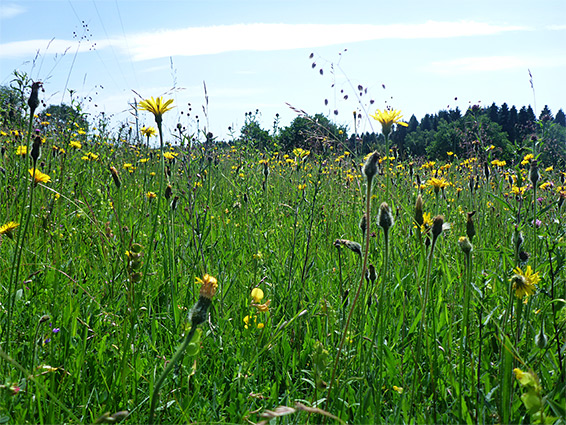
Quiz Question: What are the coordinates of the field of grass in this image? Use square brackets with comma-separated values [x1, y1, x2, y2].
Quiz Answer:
[1, 90, 565, 424]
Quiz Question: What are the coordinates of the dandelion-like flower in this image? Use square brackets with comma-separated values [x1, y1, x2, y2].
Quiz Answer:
[510, 265, 539, 298]
[190, 274, 218, 325]
[0, 221, 19, 238]
[28, 168, 51, 185]
[370, 108, 408, 137]
[428, 177, 449, 195]
[140, 126, 157, 137]
[16, 145, 27, 156]
[139, 96, 174, 125]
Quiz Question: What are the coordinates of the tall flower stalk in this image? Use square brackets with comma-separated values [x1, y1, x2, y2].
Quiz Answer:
[370, 108, 408, 198]
[325, 151, 378, 413]
[4, 81, 42, 356]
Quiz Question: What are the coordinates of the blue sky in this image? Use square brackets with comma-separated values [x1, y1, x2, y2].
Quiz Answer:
[1, 0, 565, 140]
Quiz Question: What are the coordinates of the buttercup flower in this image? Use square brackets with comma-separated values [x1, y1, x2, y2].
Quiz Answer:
[251, 288, 264, 303]
[370, 108, 408, 137]
[139, 96, 174, 124]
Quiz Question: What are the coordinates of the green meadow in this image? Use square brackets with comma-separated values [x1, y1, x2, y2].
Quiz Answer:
[0, 78, 565, 424]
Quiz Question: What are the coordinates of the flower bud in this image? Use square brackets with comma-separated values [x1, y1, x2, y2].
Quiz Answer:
[362, 151, 379, 182]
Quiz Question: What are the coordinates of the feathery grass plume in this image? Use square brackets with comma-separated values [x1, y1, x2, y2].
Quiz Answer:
[415, 195, 424, 227]
[466, 211, 476, 241]
[109, 166, 121, 189]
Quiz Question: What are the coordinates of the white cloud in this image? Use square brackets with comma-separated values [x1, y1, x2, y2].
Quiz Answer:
[0, 4, 25, 19]
[0, 20, 528, 61]
[122, 21, 528, 61]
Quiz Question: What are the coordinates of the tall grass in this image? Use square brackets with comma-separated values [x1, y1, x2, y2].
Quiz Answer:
[0, 87, 565, 424]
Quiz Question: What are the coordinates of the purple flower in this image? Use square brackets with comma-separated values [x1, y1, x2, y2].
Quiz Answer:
[52, 328, 60, 334]
[532, 219, 542, 228]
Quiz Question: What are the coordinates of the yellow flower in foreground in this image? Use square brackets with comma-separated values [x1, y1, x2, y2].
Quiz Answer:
[16, 145, 27, 156]
[28, 168, 51, 184]
[0, 221, 19, 238]
[139, 96, 174, 124]
[510, 265, 540, 298]
[251, 288, 264, 303]
[370, 108, 408, 137]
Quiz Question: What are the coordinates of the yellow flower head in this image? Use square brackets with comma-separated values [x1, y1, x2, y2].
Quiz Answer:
[28, 168, 51, 184]
[510, 265, 540, 298]
[146, 191, 157, 200]
[139, 96, 174, 124]
[428, 177, 449, 190]
[370, 108, 408, 137]
[16, 145, 27, 156]
[69, 140, 82, 149]
[195, 274, 218, 300]
[140, 126, 157, 137]
[0, 221, 19, 238]
[163, 151, 178, 160]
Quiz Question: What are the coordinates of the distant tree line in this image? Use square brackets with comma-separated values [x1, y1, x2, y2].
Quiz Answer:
[236, 103, 566, 166]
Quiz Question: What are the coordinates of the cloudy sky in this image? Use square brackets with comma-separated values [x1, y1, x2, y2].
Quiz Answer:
[1, 0, 565, 139]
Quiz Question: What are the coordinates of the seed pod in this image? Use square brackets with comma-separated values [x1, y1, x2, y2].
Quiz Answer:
[466, 211, 476, 241]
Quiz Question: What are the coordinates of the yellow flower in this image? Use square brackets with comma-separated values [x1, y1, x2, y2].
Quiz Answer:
[146, 191, 157, 200]
[28, 168, 51, 184]
[251, 288, 264, 303]
[69, 140, 82, 149]
[0, 221, 19, 238]
[139, 96, 174, 124]
[392, 386, 404, 394]
[163, 151, 178, 160]
[521, 153, 534, 166]
[428, 177, 449, 194]
[16, 145, 27, 156]
[140, 126, 157, 137]
[370, 108, 408, 136]
[195, 274, 218, 300]
[510, 265, 540, 298]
